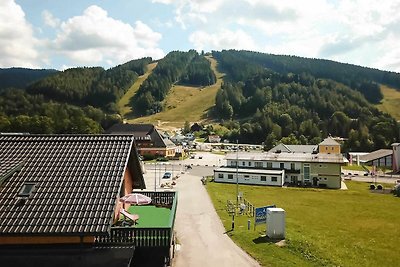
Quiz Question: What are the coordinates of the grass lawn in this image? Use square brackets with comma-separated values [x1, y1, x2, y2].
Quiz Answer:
[376, 85, 400, 121]
[127, 205, 171, 227]
[342, 165, 370, 171]
[206, 181, 400, 267]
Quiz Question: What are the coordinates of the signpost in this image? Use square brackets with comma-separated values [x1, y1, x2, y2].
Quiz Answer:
[254, 204, 276, 230]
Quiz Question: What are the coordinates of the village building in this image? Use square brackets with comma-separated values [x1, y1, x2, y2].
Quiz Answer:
[214, 137, 347, 189]
[0, 134, 177, 267]
[208, 135, 221, 143]
[106, 123, 178, 158]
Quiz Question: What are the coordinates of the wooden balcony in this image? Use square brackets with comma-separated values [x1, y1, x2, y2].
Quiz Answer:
[94, 191, 177, 248]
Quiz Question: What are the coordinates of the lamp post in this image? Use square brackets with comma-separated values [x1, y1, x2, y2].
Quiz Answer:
[154, 161, 157, 192]
[232, 139, 239, 230]
[236, 139, 239, 208]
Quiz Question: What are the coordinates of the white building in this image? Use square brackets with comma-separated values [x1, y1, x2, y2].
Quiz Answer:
[214, 137, 348, 189]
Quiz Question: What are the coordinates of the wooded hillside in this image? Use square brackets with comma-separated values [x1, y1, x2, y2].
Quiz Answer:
[212, 50, 399, 151]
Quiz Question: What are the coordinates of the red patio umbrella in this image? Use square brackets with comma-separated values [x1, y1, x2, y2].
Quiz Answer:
[120, 193, 152, 206]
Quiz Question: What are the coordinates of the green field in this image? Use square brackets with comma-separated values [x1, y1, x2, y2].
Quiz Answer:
[127, 56, 223, 129]
[376, 85, 400, 121]
[206, 181, 400, 267]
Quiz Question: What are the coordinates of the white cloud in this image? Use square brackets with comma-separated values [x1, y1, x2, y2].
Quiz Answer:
[189, 29, 258, 51]
[51, 5, 164, 66]
[0, 0, 42, 68]
[42, 10, 60, 28]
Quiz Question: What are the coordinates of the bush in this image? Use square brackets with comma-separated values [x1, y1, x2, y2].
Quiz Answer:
[376, 184, 383, 190]
[142, 153, 156, 161]
[369, 184, 376, 190]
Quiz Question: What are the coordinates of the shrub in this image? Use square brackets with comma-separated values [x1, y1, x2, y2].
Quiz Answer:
[142, 153, 156, 160]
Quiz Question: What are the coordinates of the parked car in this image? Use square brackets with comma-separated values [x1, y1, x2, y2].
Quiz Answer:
[198, 156, 203, 159]
[162, 172, 172, 179]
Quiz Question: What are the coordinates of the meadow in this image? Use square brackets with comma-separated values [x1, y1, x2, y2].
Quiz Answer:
[206, 180, 400, 266]
[376, 85, 400, 121]
[127, 56, 223, 129]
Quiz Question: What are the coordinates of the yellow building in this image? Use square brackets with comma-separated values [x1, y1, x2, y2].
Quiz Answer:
[318, 136, 341, 154]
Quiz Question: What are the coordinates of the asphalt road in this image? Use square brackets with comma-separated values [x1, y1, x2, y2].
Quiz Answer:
[142, 153, 260, 267]
[172, 169, 260, 267]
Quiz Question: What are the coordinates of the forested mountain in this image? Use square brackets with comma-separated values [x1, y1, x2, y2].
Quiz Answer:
[212, 50, 399, 151]
[0, 49, 399, 152]
[0, 68, 58, 90]
[213, 50, 400, 104]
[132, 50, 216, 115]
[0, 57, 151, 134]
[26, 57, 152, 111]
[0, 89, 120, 134]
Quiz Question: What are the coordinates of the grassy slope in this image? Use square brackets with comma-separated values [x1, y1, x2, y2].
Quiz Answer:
[376, 85, 400, 121]
[127, 56, 223, 130]
[206, 180, 400, 267]
[117, 62, 157, 117]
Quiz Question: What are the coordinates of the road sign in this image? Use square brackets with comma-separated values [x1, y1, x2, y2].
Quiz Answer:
[254, 205, 276, 225]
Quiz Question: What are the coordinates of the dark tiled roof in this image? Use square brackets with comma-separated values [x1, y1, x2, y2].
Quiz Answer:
[0, 134, 142, 236]
[0, 158, 24, 184]
[106, 123, 175, 148]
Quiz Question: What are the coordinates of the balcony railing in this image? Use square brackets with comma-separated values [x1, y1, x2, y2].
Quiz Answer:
[94, 191, 177, 248]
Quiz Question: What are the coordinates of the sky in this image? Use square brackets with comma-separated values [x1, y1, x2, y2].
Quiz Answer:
[1, 0, 400, 72]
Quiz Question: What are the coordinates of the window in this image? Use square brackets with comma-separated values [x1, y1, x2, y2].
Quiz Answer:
[304, 164, 310, 181]
[291, 163, 295, 170]
[267, 162, 272, 168]
[228, 174, 233, 179]
[248, 162, 252, 167]
[18, 183, 36, 197]
[271, 176, 278, 182]
[244, 175, 249, 178]
[230, 161, 237, 167]
[255, 162, 262, 168]
[261, 176, 267, 181]
[242, 161, 245, 166]
[218, 173, 223, 179]
[280, 163, 284, 169]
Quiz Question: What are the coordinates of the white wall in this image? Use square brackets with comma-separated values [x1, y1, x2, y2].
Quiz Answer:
[214, 171, 284, 186]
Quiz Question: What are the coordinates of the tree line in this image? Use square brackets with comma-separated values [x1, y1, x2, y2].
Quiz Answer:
[0, 89, 120, 134]
[213, 50, 400, 104]
[212, 50, 399, 152]
[26, 57, 152, 112]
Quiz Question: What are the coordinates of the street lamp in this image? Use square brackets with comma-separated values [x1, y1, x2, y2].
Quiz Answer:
[232, 139, 239, 230]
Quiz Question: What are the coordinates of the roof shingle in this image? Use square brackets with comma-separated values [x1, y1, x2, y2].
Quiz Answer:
[0, 134, 137, 236]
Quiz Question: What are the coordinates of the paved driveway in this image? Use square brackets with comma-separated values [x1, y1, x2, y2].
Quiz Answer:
[172, 168, 260, 267]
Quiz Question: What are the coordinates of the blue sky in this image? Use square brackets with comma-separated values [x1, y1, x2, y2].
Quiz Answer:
[1, 0, 399, 72]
